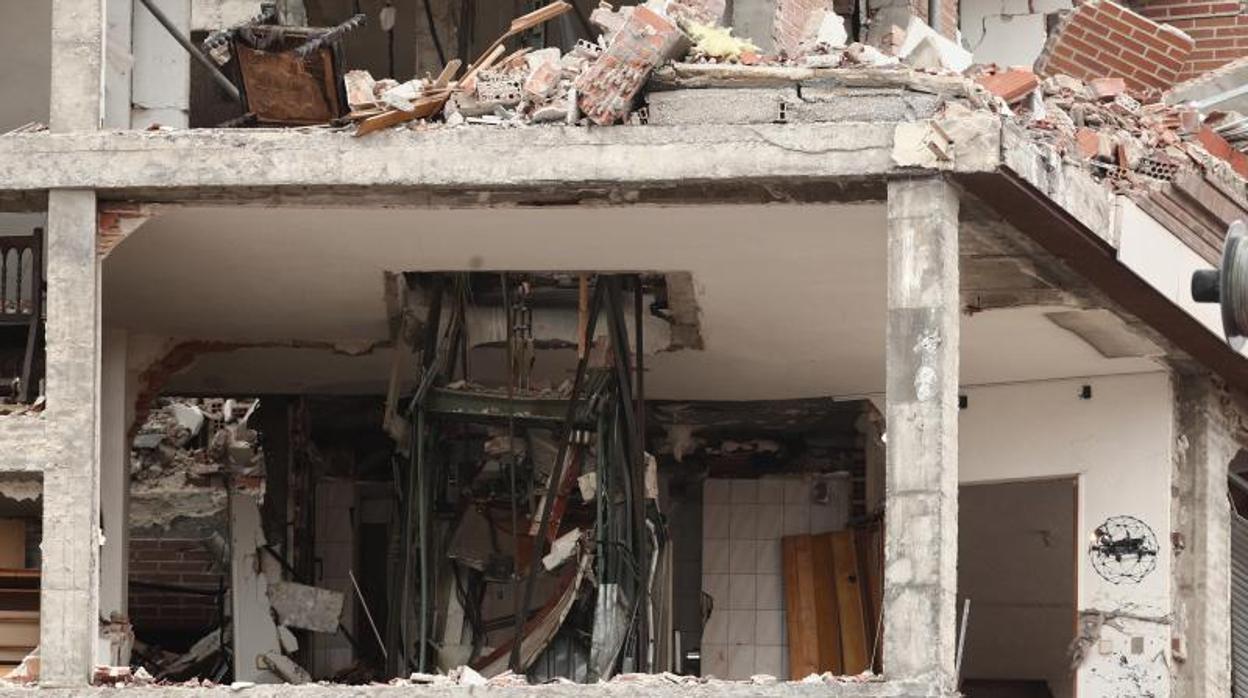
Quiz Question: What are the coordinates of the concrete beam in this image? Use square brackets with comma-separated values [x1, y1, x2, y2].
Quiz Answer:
[0, 681, 948, 697]
[1171, 370, 1234, 698]
[0, 418, 48, 472]
[41, 189, 102, 687]
[0, 120, 1001, 199]
[883, 176, 959, 688]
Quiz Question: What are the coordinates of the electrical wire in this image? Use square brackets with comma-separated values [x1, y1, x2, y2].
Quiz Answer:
[422, 0, 447, 68]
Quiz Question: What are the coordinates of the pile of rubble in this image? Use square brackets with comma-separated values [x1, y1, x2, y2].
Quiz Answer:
[337, 0, 976, 134]
[130, 397, 262, 529]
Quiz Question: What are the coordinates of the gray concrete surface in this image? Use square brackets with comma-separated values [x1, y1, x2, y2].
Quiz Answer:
[883, 177, 959, 689]
[1171, 369, 1235, 698]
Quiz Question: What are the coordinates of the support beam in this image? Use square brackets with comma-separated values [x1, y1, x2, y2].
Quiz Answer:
[131, 0, 191, 129]
[40, 189, 102, 687]
[1171, 370, 1234, 698]
[883, 176, 959, 688]
[99, 329, 129, 633]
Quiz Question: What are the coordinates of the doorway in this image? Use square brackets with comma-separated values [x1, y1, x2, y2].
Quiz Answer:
[958, 478, 1078, 698]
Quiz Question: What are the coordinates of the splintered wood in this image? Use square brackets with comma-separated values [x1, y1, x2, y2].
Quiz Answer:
[782, 530, 877, 679]
[350, 2, 571, 136]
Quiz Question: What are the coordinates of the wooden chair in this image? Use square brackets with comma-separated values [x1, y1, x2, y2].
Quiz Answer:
[0, 229, 43, 404]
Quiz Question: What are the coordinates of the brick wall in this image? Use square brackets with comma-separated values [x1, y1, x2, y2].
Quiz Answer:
[1136, 0, 1248, 80]
[128, 538, 224, 632]
[1036, 0, 1195, 92]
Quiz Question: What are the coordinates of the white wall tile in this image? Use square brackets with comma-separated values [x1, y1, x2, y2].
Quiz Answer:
[783, 478, 808, 505]
[704, 539, 731, 574]
[702, 644, 728, 678]
[704, 504, 731, 540]
[756, 539, 782, 574]
[756, 573, 783, 610]
[729, 539, 758, 574]
[783, 505, 810, 536]
[728, 574, 756, 610]
[703, 607, 728, 644]
[757, 504, 784, 540]
[727, 609, 755, 645]
[730, 479, 757, 505]
[704, 479, 731, 505]
[757, 610, 784, 646]
[729, 504, 758, 540]
[727, 644, 756, 680]
[756, 645, 785, 679]
[757, 479, 784, 504]
[703, 573, 729, 610]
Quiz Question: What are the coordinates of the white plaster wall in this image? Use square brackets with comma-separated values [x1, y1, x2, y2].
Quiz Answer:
[0, 0, 51, 131]
[961, 372, 1173, 698]
[1116, 198, 1244, 355]
[960, 0, 1072, 68]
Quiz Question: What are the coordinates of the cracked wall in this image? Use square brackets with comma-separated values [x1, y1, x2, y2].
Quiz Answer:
[961, 373, 1175, 698]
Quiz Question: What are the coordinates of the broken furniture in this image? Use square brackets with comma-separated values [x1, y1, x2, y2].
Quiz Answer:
[201, 6, 364, 125]
[0, 229, 43, 405]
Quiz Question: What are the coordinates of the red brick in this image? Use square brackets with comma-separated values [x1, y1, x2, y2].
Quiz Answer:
[977, 68, 1040, 103]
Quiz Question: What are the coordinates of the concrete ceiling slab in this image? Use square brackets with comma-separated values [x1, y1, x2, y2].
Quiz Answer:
[111, 204, 1162, 400]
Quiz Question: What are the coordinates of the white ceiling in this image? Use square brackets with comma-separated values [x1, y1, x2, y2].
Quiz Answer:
[106, 204, 1162, 400]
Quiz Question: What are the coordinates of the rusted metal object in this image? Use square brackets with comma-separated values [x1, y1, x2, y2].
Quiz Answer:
[236, 41, 344, 124]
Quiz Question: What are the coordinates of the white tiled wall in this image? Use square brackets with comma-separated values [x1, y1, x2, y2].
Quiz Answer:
[700, 474, 849, 680]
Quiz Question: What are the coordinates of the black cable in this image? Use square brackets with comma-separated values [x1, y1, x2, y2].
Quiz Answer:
[422, 0, 447, 68]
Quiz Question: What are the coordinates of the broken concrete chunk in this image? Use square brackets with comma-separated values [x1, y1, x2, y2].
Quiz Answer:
[169, 403, 205, 440]
[814, 12, 847, 49]
[277, 625, 299, 654]
[344, 70, 377, 110]
[381, 80, 426, 112]
[542, 527, 583, 571]
[842, 42, 899, 67]
[897, 18, 972, 73]
[260, 651, 311, 684]
[578, 471, 597, 501]
[267, 581, 344, 633]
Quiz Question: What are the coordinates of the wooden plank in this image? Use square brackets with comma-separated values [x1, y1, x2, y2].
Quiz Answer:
[782, 535, 819, 680]
[0, 521, 24, 569]
[830, 530, 869, 674]
[810, 533, 842, 675]
[353, 92, 450, 137]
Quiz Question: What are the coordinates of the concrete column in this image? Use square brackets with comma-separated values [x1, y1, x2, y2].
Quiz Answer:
[99, 329, 129, 623]
[883, 176, 959, 688]
[1171, 370, 1234, 698]
[50, 0, 105, 133]
[43, 0, 105, 687]
[131, 0, 191, 129]
[41, 189, 102, 687]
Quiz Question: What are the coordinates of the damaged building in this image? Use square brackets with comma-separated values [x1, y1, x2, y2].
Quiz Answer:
[6, 0, 1248, 696]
